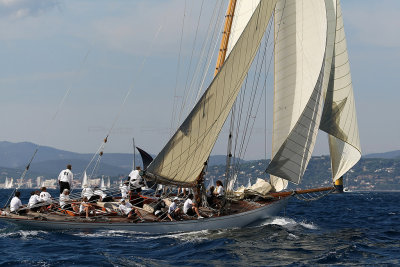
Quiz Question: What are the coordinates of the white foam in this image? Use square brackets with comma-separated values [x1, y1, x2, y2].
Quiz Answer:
[262, 217, 318, 230]
[0, 230, 48, 240]
[299, 221, 318, 230]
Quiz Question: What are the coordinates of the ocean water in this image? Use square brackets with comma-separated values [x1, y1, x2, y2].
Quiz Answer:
[0, 189, 399, 266]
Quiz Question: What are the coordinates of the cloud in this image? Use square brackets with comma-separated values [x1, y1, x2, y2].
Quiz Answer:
[0, 0, 60, 19]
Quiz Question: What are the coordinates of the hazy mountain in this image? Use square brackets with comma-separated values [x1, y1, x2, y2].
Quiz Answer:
[364, 150, 400, 159]
[0, 141, 243, 177]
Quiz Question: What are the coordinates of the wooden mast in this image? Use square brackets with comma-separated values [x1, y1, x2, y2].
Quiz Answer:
[214, 0, 238, 76]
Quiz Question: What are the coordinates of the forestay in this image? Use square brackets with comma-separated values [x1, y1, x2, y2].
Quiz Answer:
[146, 0, 278, 187]
[319, 0, 361, 181]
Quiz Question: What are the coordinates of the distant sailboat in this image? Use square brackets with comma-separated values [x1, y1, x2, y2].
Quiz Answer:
[81, 171, 88, 189]
[8, 178, 13, 189]
[107, 177, 111, 188]
[100, 176, 106, 190]
[247, 178, 252, 188]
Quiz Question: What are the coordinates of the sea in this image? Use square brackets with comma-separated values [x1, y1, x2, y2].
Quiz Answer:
[0, 189, 398, 266]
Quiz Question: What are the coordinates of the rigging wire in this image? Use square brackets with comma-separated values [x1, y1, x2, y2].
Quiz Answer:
[170, 0, 188, 135]
[4, 48, 91, 207]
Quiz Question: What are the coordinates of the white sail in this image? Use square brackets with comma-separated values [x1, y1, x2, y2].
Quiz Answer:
[107, 177, 111, 188]
[146, 0, 278, 187]
[267, 0, 328, 190]
[4, 177, 9, 189]
[226, 0, 261, 57]
[100, 177, 105, 190]
[247, 177, 252, 188]
[320, 0, 361, 181]
[81, 171, 88, 189]
[8, 178, 13, 189]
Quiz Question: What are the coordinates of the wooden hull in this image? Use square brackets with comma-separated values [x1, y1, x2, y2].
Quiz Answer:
[0, 197, 290, 234]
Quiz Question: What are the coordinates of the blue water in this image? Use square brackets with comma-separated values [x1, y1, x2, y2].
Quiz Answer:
[0, 189, 399, 266]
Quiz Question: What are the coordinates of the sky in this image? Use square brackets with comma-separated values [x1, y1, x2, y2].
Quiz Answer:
[0, 0, 399, 160]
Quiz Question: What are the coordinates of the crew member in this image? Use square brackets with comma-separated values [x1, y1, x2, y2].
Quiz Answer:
[58, 164, 73, 194]
[183, 194, 203, 219]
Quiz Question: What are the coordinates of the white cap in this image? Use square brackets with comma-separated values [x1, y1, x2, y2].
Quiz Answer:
[173, 197, 179, 201]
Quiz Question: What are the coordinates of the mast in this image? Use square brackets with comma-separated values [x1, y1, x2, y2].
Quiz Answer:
[214, 0, 237, 76]
[215, 0, 238, 189]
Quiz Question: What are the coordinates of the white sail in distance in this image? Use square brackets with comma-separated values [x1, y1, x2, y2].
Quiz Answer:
[267, 0, 328, 191]
[320, 0, 361, 181]
[146, 0, 278, 187]
[81, 171, 88, 189]
[100, 177, 105, 190]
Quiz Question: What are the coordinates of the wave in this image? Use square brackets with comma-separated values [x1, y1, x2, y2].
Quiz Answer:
[261, 217, 319, 230]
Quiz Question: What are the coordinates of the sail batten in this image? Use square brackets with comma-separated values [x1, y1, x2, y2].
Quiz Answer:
[146, 0, 278, 187]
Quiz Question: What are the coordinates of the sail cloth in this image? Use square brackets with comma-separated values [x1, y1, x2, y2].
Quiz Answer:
[145, 0, 278, 187]
[226, 0, 261, 57]
[266, 0, 328, 189]
[136, 147, 154, 170]
[319, 0, 361, 181]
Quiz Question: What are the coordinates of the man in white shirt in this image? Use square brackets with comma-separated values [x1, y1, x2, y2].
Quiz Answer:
[129, 166, 143, 192]
[40, 187, 52, 203]
[10, 191, 26, 214]
[120, 181, 129, 200]
[183, 194, 203, 219]
[167, 197, 180, 221]
[58, 164, 73, 194]
[28, 191, 42, 212]
[81, 184, 94, 201]
[59, 189, 78, 212]
[118, 199, 144, 220]
[214, 180, 225, 197]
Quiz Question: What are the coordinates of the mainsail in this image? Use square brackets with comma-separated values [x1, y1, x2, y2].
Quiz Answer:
[146, 0, 278, 187]
[267, 0, 328, 190]
[319, 0, 361, 181]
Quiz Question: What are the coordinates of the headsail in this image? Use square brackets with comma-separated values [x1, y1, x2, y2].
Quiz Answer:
[320, 0, 361, 181]
[146, 0, 278, 187]
[266, 0, 328, 190]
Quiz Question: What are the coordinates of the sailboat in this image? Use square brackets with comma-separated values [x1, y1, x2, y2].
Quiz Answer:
[4, 177, 9, 189]
[0, 0, 361, 233]
[100, 176, 106, 190]
[81, 171, 88, 189]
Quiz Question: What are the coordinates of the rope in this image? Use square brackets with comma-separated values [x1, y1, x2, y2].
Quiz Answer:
[293, 188, 335, 202]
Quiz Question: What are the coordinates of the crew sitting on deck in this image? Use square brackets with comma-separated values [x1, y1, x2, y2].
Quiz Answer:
[79, 197, 96, 219]
[93, 187, 113, 202]
[118, 199, 144, 221]
[10, 191, 26, 215]
[183, 194, 203, 219]
[28, 191, 43, 212]
[214, 180, 225, 198]
[153, 199, 167, 220]
[81, 184, 95, 201]
[59, 189, 78, 212]
[40, 187, 52, 203]
[129, 166, 143, 193]
[167, 197, 180, 221]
